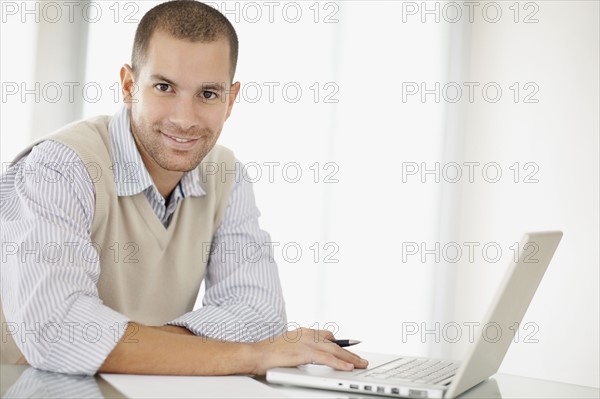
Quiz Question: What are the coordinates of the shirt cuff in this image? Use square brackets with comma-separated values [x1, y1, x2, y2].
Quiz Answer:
[166, 306, 286, 343]
[31, 296, 130, 375]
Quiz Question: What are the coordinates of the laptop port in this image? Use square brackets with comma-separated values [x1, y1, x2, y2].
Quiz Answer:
[364, 385, 372, 391]
[391, 388, 400, 395]
[408, 389, 428, 398]
[377, 386, 385, 393]
[350, 384, 359, 390]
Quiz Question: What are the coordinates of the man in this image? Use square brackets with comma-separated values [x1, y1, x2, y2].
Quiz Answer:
[0, 0, 368, 375]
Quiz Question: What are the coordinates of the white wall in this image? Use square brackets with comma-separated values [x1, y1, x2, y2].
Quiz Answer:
[448, 0, 599, 388]
[1, 0, 598, 388]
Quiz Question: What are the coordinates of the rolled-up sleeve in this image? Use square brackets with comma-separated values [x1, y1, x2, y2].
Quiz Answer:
[0, 141, 129, 375]
[167, 163, 287, 342]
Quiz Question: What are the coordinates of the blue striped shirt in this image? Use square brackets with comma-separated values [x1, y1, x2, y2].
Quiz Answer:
[0, 105, 287, 374]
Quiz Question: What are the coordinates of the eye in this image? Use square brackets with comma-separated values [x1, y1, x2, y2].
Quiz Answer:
[201, 91, 218, 100]
[155, 83, 172, 92]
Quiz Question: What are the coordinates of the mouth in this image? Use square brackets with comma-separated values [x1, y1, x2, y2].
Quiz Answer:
[163, 133, 198, 143]
[161, 132, 200, 150]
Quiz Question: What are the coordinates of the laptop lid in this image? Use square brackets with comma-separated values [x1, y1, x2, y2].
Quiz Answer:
[445, 231, 562, 398]
[266, 231, 562, 398]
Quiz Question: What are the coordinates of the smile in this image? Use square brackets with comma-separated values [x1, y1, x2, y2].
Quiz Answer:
[163, 133, 198, 143]
[161, 132, 201, 150]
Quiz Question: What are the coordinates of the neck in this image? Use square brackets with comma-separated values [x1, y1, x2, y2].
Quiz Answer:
[132, 135, 184, 199]
[146, 164, 183, 199]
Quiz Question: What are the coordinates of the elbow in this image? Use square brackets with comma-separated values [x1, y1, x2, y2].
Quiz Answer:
[8, 326, 55, 372]
[7, 322, 96, 376]
[1, 311, 49, 369]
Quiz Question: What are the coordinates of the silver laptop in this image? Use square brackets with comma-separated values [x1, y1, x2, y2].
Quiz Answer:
[267, 231, 563, 398]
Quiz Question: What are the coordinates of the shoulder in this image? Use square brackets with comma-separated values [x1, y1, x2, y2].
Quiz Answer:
[12, 115, 112, 165]
[47, 115, 112, 158]
[197, 144, 237, 187]
[202, 144, 235, 164]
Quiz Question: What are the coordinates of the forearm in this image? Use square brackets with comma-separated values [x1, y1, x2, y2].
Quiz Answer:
[151, 325, 194, 335]
[99, 322, 258, 375]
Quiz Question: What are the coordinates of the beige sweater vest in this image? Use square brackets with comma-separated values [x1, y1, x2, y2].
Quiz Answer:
[1, 116, 235, 363]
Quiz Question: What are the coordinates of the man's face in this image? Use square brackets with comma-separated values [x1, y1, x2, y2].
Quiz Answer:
[121, 30, 239, 173]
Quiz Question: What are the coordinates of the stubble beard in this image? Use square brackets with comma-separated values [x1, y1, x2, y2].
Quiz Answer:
[130, 117, 216, 173]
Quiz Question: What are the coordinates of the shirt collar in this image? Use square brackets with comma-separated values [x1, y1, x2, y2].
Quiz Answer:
[108, 105, 206, 198]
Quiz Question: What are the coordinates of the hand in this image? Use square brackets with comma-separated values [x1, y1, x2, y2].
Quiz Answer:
[251, 328, 368, 375]
[16, 355, 29, 365]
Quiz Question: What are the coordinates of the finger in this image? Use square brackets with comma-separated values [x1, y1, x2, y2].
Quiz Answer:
[341, 348, 369, 368]
[297, 329, 368, 368]
[309, 352, 355, 371]
[318, 329, 335, 342]
[316, 341, 369, 369]
[306, 329, 335, 343]
[295, 329, 333, 346]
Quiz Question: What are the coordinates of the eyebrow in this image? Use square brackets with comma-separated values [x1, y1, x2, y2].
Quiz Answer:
[150, 74, 226, 92]
[200, 82, 226, 92]
[150, 74, 177, 86]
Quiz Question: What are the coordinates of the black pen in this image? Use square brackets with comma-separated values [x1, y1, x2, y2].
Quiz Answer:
[332, 339, 361, 347]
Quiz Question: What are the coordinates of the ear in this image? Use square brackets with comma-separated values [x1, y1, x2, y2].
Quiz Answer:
[225, 81, 241, 120]
[120, 65, 136, 109]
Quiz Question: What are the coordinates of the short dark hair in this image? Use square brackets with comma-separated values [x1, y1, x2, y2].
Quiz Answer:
[132, 0, 239, 80]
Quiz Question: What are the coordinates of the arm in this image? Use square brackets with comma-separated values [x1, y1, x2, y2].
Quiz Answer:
[99, 161, 368, 375]
[100, 324, 367, 375]
[166, 162, 287, 341]
[0, 141, 130, 374]
[2, 148, 367, 374]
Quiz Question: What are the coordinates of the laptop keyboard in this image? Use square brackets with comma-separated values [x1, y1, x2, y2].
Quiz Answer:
[357, 358, 459, 385]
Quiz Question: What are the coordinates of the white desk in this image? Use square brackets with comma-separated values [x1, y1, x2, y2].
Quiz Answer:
[2, 363, 598, 398]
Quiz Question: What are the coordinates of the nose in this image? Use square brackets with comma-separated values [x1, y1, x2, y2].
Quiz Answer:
[169, 95, 198, 132]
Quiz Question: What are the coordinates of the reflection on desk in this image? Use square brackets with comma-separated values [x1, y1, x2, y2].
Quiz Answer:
[261, 373, 600, 399]
[1, 364, 598, 399]
[0, 365, 125, 398]
[100, 373, 283, 398]
[0, 364, 280, 399]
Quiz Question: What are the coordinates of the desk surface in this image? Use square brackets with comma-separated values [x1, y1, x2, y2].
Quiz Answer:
[2, 363, 598, 399]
